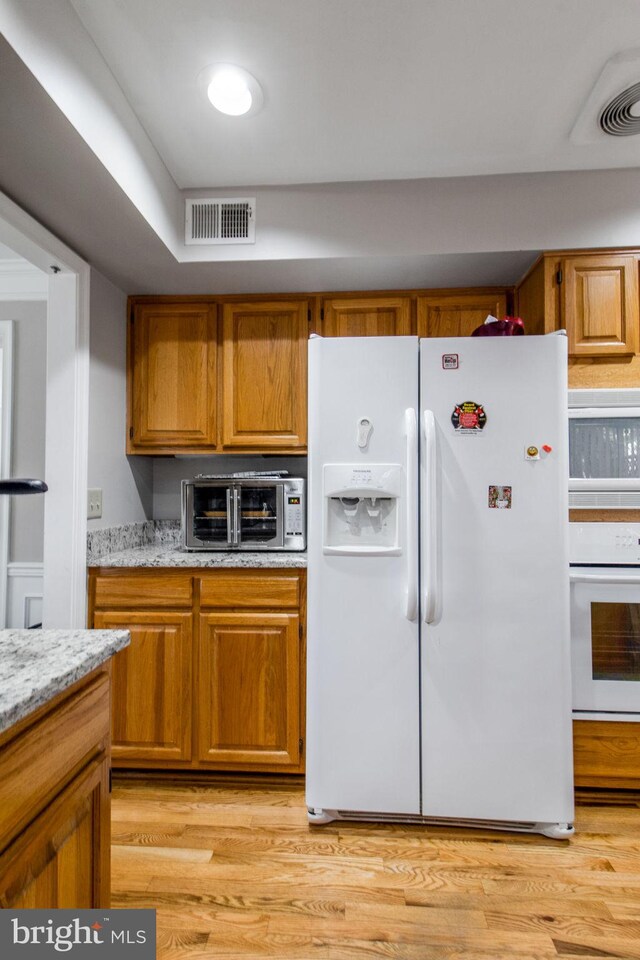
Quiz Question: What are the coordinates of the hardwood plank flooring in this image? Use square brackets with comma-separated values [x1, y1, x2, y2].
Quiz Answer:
[111, 778, 640, 960]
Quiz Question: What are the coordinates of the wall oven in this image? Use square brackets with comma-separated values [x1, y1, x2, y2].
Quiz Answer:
[182, 473, 306, 551]
[570, 523, 640, 719]
[569, 388, 640, 509]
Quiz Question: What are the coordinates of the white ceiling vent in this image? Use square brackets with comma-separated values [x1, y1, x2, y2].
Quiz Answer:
[185, 198, 255, 245]
[600, 81, 640, 136]
[571, 49, 640, 144]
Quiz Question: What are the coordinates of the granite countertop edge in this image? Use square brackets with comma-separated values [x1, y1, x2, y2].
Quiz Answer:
[0, 629, 130, 736]
[88, 546, 307, 568]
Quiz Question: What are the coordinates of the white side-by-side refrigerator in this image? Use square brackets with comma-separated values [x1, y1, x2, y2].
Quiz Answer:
[306, 334, 574, 838]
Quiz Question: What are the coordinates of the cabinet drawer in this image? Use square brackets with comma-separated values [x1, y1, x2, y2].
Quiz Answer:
[0, 674, 110, 853]
[199, 572, 300, 609]
[93, 572, 193, 608]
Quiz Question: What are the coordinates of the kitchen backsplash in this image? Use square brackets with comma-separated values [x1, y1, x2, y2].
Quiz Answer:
[152, 456, 307, 519]
[87, 520, 180, 563]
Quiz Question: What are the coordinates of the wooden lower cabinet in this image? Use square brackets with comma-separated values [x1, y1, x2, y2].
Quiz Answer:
[0, 758, 109, 908]
[0, 668, 111, 908]
[573, 719, 640, 789]
[89, 567, 306, 774]
[198, 611, 301, 767]
[93, 611, 192, 763]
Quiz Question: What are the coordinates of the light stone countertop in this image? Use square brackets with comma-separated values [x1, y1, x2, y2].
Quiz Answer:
[88, 545, 307, 568]
[0, 629, 130, 736]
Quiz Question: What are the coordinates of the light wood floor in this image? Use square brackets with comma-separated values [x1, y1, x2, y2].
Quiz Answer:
[111, 777, 640, 960]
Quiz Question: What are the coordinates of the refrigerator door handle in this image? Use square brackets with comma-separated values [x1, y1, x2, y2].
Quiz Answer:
[423, 409, 439, 623]
[404, 408, 418, 621]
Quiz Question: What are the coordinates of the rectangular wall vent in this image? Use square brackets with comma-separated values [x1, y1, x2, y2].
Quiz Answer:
[569, 387, 640, 408]
[569, 490, 640, 509]
[185, 198, 256, 245]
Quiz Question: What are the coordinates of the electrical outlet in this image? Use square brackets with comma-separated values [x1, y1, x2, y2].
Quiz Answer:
[87, 488, 102, 519]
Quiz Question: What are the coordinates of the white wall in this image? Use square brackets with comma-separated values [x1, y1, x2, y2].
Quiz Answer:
[87, 267, 152, 527]
[0, 300, 46, 562]
[0, 0, 182, 254]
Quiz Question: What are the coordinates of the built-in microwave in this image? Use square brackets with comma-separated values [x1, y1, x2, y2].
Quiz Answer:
[182, 474, 306, 551]
[569, 388, 640, 509]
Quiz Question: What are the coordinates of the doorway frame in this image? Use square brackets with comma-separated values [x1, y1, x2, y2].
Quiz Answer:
[0, 192, 90, 628]
[0, 320, 14, 626]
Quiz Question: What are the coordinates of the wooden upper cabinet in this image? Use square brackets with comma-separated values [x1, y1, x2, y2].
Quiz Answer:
[221, 301, 308, 450]
[514, 257, 558, 336]
[417, 291, 508, 338]
[320, 297, 412, 337]
[128, 301, 218, 454]
[562, 255, 639, 358]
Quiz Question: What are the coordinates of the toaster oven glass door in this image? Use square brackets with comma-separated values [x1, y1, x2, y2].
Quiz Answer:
[191, 484, 232, 547]
[237, 484, 283, 547]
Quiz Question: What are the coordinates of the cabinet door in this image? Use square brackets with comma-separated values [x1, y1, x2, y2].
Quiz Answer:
[198, 611, 301, 768]
[562, 255, 639, 358]
[221, 301, 307, 450]
[94, 611, 192, 763]
[0, 757, 109, 909]
[320, 297, 412, 336]
[129, 301, 218, 452]
[417, 292, 508, 338]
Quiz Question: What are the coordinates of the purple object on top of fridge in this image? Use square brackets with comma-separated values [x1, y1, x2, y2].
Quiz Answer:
[471, 314, 525, 337]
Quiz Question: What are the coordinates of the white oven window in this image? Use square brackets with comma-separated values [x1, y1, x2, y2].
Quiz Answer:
[569, 417, 640, 480]
[571, 576, 640, 714]
[589, 601, 640, 682]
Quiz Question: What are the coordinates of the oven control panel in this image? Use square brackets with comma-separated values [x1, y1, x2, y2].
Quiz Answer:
[569, 522, 640, 565]
[283, 479, 306, 547]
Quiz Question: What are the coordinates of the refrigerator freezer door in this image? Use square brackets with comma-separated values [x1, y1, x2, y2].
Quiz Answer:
[306, 336, 421, 816]
[419, 336, 574, 826]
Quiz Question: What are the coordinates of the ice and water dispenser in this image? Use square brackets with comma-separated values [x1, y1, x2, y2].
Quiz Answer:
[322, 463, 402, 555]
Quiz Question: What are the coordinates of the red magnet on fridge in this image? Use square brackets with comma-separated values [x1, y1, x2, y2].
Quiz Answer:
[542, 444, 553, 453]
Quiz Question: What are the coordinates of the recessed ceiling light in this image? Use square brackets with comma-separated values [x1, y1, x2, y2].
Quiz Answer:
[199, 64, 263, 117]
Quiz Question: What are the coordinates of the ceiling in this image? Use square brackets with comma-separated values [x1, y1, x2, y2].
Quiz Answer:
[69, 0, 640, 187]
[1, 0, 640, 294]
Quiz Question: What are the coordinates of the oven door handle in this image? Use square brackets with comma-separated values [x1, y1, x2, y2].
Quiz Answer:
[570, 572, 640, 584]
[232, 487, 240, 546]
[226, 488, 233, 546]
